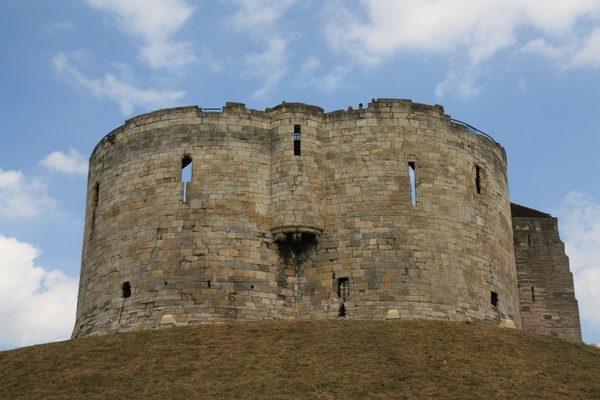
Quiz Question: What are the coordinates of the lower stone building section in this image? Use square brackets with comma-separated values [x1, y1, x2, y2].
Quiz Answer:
[512, 203, 582, 341]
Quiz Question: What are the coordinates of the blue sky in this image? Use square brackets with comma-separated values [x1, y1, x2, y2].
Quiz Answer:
[1, 0, 599, 350]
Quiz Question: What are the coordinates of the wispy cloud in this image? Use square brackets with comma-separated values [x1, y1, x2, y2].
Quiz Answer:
[45, 21, 76, 34]
[227, 0, 296, 37]
[226, 0, 297, 99]
[435, 67, 483, 100]
[324, 0, 600, 97]
[298, 56, 351, 94]
[0, 169, 56, 219]
[52, 52, 185, 115]
[570, 28, 600, 69]
[0, 234, 78, 349]
[244, 38, 290, 99]
[86, 0, 197, 69]
[522, 27, 600, 70]
[555, 191, 600, 338]
[41, 148, 88, 175]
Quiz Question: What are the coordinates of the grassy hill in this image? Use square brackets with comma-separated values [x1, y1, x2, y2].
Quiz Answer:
[1, 320, 599, 399]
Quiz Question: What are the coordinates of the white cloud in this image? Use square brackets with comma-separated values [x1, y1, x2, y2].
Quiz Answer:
[435, 67, 483, 100]
[521, 28, 600, 70]
[555, 191, 600, 335]
[40, 148, 88, 175]
[0, 169, 56, 219]
[326, 0, 600, 65]
[298, 57, 351, 94]
[245, 38, 290, 99]
[227, 0, 296, 37]
[324, 0, 600, 97]
[0, 235, 78, 349]
[52, 52, 185, 115]
[570, 28, 600, 69]
[226, 0, 297, 98]
[86, 0, 196, 69]
[521, 39, 571, 62]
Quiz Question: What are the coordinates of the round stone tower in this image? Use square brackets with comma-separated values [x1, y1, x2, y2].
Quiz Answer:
[73, 99, 520, 338]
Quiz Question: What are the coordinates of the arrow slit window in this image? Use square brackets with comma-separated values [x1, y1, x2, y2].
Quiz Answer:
[182, 155, 192, 202]
[408, 161, 417, 205]
[294, 125, 301, 156]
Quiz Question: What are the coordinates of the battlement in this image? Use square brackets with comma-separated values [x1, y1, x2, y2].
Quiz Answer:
[94, 99, 499, 160]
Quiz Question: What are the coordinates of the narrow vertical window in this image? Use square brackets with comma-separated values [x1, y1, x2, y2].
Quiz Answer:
[181, 155, 192, 203]
[293, 124, 301, 156]
[337, 278, 349, 301]
[475, 165, 482, 194]
[491, 291, 498, 307]
[91, 182, 99, 231]
[93, 182, 100, 205]
[531, 286, 535, 302]
[408, 161, 417, 205]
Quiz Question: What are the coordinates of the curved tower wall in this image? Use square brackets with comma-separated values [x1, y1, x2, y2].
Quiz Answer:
[269, 103, 325, 233]
[73, 99, 520, 338]
[319, 100, 518, 324]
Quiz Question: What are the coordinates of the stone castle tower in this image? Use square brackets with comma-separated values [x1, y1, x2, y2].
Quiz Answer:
[72, 99, 581, 341]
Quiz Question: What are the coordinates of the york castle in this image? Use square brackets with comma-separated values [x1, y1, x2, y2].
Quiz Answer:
[73, 99, 581, 341]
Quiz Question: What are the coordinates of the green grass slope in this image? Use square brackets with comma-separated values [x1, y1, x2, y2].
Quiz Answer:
[1, 320, 599, 399]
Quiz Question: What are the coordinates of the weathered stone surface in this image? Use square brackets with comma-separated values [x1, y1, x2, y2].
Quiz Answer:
[71, 99, 580, 342]
[512, 203, 582, 341]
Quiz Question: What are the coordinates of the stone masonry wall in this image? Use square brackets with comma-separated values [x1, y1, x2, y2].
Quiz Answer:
[73, 99, 521, 338]
[319, 100, 518, 324]
[512, 204, 582, 341]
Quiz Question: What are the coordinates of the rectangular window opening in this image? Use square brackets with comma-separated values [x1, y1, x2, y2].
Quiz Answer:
[408, 161, 417, 205]
[337, 277, 349, 301]
[531, 286, 535, 302]
[182, 155, 192, 203]
[491, 291, 498, 307]
[293, 124, 301, 156]
[93, 182, 100, 206]
[475, 165, 482, 194]
[91, 182, 99, 232]
[122, 281, 131, 298]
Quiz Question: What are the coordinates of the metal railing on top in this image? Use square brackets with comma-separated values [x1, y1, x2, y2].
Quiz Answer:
[450, 119, 497, 144]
